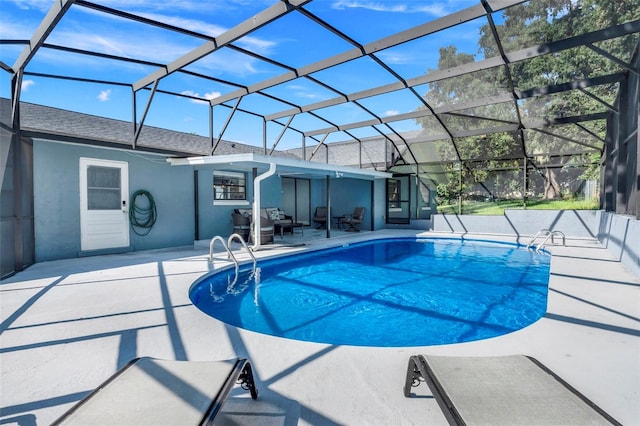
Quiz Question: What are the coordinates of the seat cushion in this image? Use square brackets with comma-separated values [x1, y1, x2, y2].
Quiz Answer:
[265, 208, 280, 221]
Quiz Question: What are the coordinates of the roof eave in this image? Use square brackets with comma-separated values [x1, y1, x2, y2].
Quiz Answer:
[167, 153, 392, 180]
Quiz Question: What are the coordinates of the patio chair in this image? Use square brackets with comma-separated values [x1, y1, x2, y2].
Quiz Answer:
[255, 209, 275, 244]
[404, 354, 621, 425]
[340, 207, 365, 232]
[313, 207, 327, 229]
[231, 213, 251, 242]
[53, 357, 258, 425]
[233, 209, 274, 244]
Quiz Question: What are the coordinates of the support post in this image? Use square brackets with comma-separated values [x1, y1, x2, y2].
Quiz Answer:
[523, 157, 528, 209]
[302, 134, 306, 160]
[133, 79, 159, 149]
[194, 170, 199, 241]
[209, 105, 214, 150]
[211, 96, 242, 155]
[458, 162, 462, 215]
[269, 115, 294, 155]
[415, 165, 420, 219]
[326, 175, 331, 239]
[263, 118, 267, 155]
[132, 88, 137, 139]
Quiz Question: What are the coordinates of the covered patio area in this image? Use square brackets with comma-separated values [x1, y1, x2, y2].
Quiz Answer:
[170, 153, 391, 249]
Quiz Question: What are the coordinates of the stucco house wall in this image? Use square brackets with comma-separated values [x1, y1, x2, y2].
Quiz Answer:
[33, 140, 194, 261]
[307, 177, 387, 231]
[329, 178, 372, 230]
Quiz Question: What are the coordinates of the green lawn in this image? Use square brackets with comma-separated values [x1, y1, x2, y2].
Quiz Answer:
[437, 198, 599, 215]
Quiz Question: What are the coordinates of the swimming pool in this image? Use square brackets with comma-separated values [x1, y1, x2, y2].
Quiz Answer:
[189, 238, 551, 347]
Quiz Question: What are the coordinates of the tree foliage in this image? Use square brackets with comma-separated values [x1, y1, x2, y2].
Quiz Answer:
[416, 0, 640, 201]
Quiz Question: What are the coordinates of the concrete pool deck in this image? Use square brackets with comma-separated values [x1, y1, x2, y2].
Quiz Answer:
[1, 230, 639, 425]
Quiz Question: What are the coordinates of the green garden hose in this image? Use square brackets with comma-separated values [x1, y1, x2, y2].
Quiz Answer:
[129, 190, 157, 236]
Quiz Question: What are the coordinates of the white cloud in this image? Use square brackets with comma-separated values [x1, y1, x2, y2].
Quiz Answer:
[377, 51, 414, 65]
[384, 109, 399, 116]
[47, 29, 174, 61]
[413, 4, 447, 16]
[181, 90, 221, 104]
[44, 20, 271, 77]
[181, 90, 207, 104]
[285, 84, 322, 100]
[0, 19, 32, 39]
[331, 1, 450, 16]
[89, 35, 126, 56]
[137, 13, 228, 39]
[332, 1, 406, 13]
[6, 1, 276, 84]
[21, 79, 35, 91]
[97, 0, 269, 15]
[188, 50, 259, 77]
[137, 12, 275, 53]
[98, 89, 111, 101]
[8, 0, 52, 12]
[295, 91, 321, 99]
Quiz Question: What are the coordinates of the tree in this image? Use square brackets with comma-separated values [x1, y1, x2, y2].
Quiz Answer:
[416, 0, 640, 200]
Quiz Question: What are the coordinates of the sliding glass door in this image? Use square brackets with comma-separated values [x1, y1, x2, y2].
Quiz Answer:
[282, 177, 311, 225]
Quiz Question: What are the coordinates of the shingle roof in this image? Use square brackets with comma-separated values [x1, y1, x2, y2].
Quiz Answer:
[1, 97, 393, 168]
[285, 130, 421, 170]
[1, 98, 263, 157]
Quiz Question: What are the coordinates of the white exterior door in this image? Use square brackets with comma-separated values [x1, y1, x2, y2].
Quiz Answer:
[80, 158, 129, 251]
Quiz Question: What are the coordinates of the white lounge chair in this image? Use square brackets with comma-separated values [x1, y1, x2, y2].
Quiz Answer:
[53, 357, 258, 425]
[404, 354, 620, 425]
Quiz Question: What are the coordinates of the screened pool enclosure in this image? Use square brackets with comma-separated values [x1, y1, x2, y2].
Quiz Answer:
[2, 0, 639, 219]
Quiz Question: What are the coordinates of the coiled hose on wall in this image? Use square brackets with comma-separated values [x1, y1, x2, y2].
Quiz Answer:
[129, 190, 157, 236]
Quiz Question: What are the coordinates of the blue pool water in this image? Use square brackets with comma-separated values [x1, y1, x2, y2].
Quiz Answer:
[189, 238, 551, 347]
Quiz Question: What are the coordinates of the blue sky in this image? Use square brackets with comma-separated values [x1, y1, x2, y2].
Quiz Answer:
[1, 0, 485, 149]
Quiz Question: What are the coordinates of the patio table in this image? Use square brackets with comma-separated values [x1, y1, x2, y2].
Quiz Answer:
[274, 222, 304, 238]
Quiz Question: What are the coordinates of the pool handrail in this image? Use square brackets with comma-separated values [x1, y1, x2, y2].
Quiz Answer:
[209, 235, 239, 277]
[210, 234, 258, 290]
[527, 229, 551, 249]
[535, 231, 565, 253]
[228, 233, 257, 275]
[527, 229, 566, 253]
